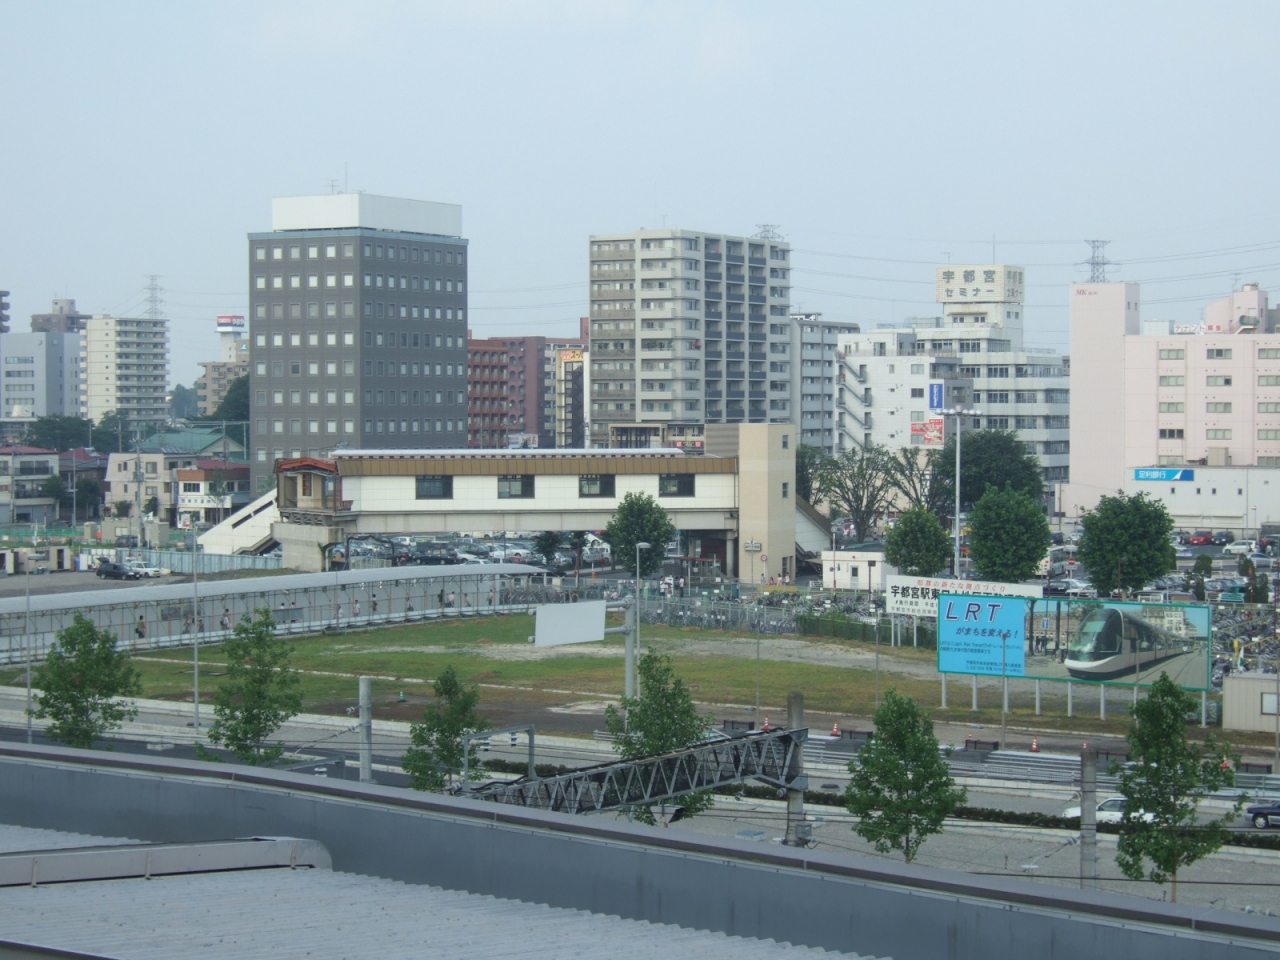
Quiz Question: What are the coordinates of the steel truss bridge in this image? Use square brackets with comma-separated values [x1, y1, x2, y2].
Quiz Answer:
[466, 728, 807, 814]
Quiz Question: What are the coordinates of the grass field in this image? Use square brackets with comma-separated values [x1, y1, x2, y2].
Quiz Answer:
[1, 612, 1233, 743]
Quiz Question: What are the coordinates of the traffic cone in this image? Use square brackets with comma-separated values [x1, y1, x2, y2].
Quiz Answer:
[831, 721, 840, 737]
[1222, 757, 1232, 770]
[1030, 736, 1039, 753]
[763, 716, 770, 732]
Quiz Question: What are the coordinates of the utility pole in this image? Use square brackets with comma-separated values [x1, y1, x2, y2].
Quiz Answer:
[1080, 746, 1098, 889]
[784, 691, 806, 846]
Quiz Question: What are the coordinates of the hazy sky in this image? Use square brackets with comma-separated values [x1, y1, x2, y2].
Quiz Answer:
[4, 1, 1280, 386]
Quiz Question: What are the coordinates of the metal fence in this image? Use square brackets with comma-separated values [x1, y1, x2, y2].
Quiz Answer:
[138, 549, 284, 575]
[638, 597, 800, 635]
[0, 566, 609, 667]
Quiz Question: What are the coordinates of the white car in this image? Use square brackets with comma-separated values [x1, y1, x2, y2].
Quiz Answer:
[1063, 796, 1154, 824]
[122, 559, 162, 578]
[1223, 540, 1257, 555]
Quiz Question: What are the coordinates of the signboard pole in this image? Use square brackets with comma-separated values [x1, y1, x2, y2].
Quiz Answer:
[1035, 679, 1041, 715]
[941, 672, 947, 709]
[971, 674, 977, 711]
[1099, 684, 1106, 721]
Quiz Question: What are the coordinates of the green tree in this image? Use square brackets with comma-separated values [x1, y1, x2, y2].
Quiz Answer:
[92, 411, 127, 454]
[26, 414, 93, 452]
[534, 530, 566, 566]
[938, 429, 1043, 512]
[794, 444, 829, 504]
[32, 613, 142, 748]
[845, 689, 966, 863]
[568, 530, 589, 576]
[39, 475, 70, 519]
[815, 445, 896, 542]
[206, 374, 249, 422]
[402, 665, 483, 791]
[1192, 554, 1214, 578]
[144, 495, 160, 518]
[1113, 673, 1242, 902]
[170, 382, 200, 419]
[201, 609, 302, 765]
[75, 476, 102, 520]
[1251, 571, 1270, 605]
[968, 486, 1050, 582]
[884, 507, 951, 576]
[604, 650, 713, 824]
[113, 500, 132, 518]
[1077, 493, 1175, 597]
[604, 492, 675, 577]
[889, 446, 951, 517]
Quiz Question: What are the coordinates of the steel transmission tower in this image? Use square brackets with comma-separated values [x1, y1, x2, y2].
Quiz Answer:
[1085, 241, 1112, 283]
[144, 275, 165, 319]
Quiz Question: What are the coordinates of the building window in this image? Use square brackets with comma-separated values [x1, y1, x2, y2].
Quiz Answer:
[1206, 429, 1232, 440]
[1260, 376, 1280, 386]
[659, 473, 695, 497]
[1206, 375, 1232, 387]
[1159, 376, 1185, 386]
[1206, 402, 1232, 413]
[782, 481, 790, 499]
[415, 475, 453, 499]
[1207, 348, 1232, 359]
[1159, 428, 1184, 439]
[1259, 430, 1280, 441]
[910, 387, 924, 398]
[1158, 349, 1185, 360]
[497, 475, 535, 499]
[578, 474, 616, 497]
[1158, 402, 1184, 412]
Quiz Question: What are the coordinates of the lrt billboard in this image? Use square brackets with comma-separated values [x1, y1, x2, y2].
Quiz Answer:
[936, 593, 1212, 691]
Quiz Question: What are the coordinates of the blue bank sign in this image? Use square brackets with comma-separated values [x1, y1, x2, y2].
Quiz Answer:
[1134, 468, 1195, 481]
[928, 381, 945, 410]
[937, 593, 1027, 677]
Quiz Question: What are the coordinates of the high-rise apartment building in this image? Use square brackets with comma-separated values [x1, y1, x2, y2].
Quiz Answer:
[81, 314, 169, 427]
[491, 320, 589, 448]
[466, 337, 509, 448]
[588, 229, 792, 448]
[789, 313, 860, 454]
[31, 298, 91, 334]
[0, 331, 81, 419]
[834, 265, 1070, 498]
[195, 315, 250, 415]
[1067, 281, 1280, 514]
[247, 193, 468, 489]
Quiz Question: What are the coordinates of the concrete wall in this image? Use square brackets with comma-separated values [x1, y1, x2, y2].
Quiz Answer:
[0, 746, 1274, 960]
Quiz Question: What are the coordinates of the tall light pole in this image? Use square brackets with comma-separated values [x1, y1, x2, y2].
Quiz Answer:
[947, 407, 981, 578]
[631, 542, 650, 699]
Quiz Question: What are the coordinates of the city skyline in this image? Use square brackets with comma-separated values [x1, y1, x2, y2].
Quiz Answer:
[4, 2, 1280, 385]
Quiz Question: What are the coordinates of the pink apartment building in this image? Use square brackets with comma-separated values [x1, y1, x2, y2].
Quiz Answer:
[1068, 282, 1280, 517]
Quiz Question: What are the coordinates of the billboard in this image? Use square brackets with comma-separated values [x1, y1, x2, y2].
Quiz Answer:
[910, 418, 945, 448]
[934, 265, 1025, 304]
[886, 575, 1042, 617]
[935, 593, 1212, 691]
[216, 314, 245, 329]
[1134, 467, 1194, 481]
[928, 382, 945, 410]
[937, 593, 1026, 677]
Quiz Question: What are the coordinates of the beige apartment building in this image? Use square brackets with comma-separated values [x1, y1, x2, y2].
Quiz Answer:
[1068, 281, 1280, 517]
[588, 228, 792, 448]
[81, 314, 169, 426]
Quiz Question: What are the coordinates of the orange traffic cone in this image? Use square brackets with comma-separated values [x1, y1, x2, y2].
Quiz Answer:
[1222, 757, 1232, 770]
[831, 721, 840, 737]
[763, 715, 770, 732]
[1030, 736, 1039, 753]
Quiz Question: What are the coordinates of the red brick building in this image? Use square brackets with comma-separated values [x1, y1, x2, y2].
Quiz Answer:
[467, 337, 509, 448]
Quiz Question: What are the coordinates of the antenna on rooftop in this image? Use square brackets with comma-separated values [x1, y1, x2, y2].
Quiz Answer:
[753, 224, 784, 240]
[1085, 240, 1112, 283]
[143, 275, 164, 320]
[326, 179, 339, 194]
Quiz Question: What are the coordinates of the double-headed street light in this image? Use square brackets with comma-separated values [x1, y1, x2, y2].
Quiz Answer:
[635, 542, 651, 597]
[945, 406, 982, 578]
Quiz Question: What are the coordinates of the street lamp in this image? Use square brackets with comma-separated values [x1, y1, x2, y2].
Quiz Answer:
[946, 406, 981, 578]
[635, 542, 651, 598]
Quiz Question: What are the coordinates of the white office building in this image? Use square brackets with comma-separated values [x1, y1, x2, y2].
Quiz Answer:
[833, 265, 1070, 500]
[81, 314, 169, 426]
[790, 313, 860, 454]
[1, 331, 81, 419]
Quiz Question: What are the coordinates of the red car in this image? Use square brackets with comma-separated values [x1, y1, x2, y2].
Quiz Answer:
[1189, 530, 1213, 546]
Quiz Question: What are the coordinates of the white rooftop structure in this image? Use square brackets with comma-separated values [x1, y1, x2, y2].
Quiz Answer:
[271, 192, 463, 237]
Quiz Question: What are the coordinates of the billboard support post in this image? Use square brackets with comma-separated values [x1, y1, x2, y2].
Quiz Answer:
[1035, 679, 1041, 716]
[1099, 684, 1106, 721]
[971, 674, 977, 711]
[1067, 681, 1073, 717]
[1201, 691, 1207, 728]
[940, 672, 947, 709]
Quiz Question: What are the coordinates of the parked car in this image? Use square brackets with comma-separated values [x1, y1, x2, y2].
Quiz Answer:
[114, 535, 139, 549]
[1047, 578, 1096, 598]
[1247, 553, 1275, 569]
[122, 559, 162, 578]
[1189, 530, 1213, 546]
[1222, 539, 1257, 556]
[1062, 797, 1154, 824]
[96, 562, 141, 581]
[1213, 531, 1232, 546]
[1172, 530, 1191, 545]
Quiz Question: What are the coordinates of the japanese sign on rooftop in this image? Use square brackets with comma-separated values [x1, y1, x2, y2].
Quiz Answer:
[935, 265, 1024, 304]
[885, 574, 1043, 617]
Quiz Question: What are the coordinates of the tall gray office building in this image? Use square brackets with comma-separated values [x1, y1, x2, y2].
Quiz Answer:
[248, 193, 469, 490]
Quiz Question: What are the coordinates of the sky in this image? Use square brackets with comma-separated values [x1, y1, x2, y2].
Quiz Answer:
[3, 1, 1280, 386]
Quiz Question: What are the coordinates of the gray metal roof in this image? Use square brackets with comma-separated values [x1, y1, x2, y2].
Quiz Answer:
[0, 825, 874, 959]
[0, 563, 541, 616]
